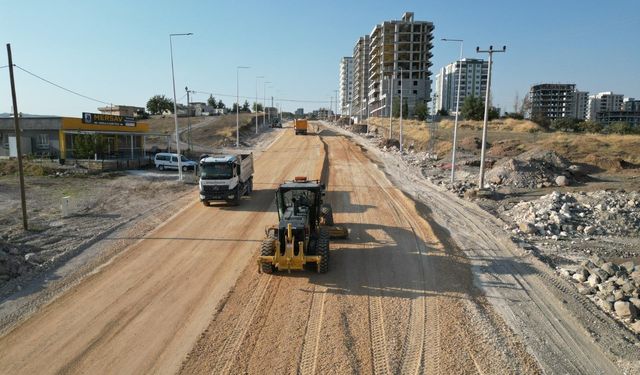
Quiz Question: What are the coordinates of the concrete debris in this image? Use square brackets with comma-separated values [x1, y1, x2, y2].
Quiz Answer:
[485, 149, 571, 189]
[559, 257, 640, 332]
[506, 190, 640, 240]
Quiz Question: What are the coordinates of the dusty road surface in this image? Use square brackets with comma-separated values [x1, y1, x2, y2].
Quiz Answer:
[0, 127, 324, 374]
[0, 125, 629, 374]
[180, 129, 545, 374]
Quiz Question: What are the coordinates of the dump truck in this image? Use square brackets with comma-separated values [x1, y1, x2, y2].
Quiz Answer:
[258, 176, 348, 274]
[198, 153, 254, 206]
[294, 119, 308, 135]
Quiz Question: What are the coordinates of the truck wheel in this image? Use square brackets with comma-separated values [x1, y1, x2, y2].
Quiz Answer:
[317, 228, 330, 273]
[260, 238, 276, 274]
[158, 165, 164, 171]
[182, 166, 188, 172]
[202, 201, 210, 207]
[320, 204, 334, 226]
[247, 178, 253, 195]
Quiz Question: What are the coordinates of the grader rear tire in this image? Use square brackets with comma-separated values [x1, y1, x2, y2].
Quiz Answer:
[260, 237, 276, 274]
[317, 229, 330, 273]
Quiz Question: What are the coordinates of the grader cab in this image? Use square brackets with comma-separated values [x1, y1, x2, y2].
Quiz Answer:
[258, 177, 347, 274]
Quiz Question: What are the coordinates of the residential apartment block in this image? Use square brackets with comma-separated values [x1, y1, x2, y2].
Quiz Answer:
[352, 35, 370, 121]
[435, 58, 488, 115]
[587, 92, 624, 120]
[339, 57, 354, 115]
[529, 84, 588, 120]
[367, 12, 434, 118]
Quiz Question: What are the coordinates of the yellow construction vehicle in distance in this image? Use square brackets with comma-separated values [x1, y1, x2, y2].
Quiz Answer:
[258, 176, 347, 274]
[294, 119, 308, 135]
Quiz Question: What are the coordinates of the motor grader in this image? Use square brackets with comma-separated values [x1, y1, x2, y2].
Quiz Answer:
[258, 176, 347, 274]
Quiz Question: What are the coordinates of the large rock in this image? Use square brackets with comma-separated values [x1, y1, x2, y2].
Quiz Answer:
[600, 262, 618, 277]
[518, 222, 536, 234]
[555, 175, 569, 186]
[590, 255, 606, 267]
[596, 298, 613, 312]
[629, 298, 640, 310]
[614, 301, 638, 318]
[576, 284, 595, 295]
[587, 274, 601, 288]
[631, 321, 640, 334]
[572, 272, 587, 283]
[591, 268, 610, 281]
[621, 261, 636, 273]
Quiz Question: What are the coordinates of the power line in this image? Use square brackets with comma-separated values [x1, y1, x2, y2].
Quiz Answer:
[0, 65, 8, 69]
[192, 90, 331, 104]
[13, 64, 112, 105]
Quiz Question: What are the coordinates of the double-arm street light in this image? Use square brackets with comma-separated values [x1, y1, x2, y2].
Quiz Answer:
[169, 32, 193, 181]
[255, 76, 264, 134]
[236, 66, 250, 147]
[442, 38, 464, 184]
[476, 45, 506, 189]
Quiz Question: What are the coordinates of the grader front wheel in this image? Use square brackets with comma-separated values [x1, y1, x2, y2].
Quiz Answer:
[317, 229, 330, 273]
[260, 238, 276, 274]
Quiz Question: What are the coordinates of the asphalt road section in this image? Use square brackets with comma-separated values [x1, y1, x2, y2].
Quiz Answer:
[0, 128, 324, 374]
[180, 128, 542, 374]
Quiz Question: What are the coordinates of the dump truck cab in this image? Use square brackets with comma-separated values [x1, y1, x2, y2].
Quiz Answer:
[198, 153, 254, 206]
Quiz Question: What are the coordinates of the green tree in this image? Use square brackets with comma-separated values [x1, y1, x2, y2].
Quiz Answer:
[392, 98, 408, 118]
[581, 120, 603, 133]
[231, 103, 239, 112]
[489, 107, 500, 120]
[504, 112, 524, 120]
[436, 108, 449, 116]
[551, 118, 581, 132]
[461, 95, 485, 120]
[241, 100, 251, 112]
[414, 102, 429, 121]
[73, 134, 105, 159]
[207, 95, 217, 107]
[146, 95, 173, 115]
[252, 102, 264, 112]
[217, 99, 225, 110]
[608, 121, 633, 134]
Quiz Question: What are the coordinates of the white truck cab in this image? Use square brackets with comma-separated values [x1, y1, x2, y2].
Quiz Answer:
[199, 153, 254, 206]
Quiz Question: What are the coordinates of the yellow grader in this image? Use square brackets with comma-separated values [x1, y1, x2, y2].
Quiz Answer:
[258, 176, 347, 274]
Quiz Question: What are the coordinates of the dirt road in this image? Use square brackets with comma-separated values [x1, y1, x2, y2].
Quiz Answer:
[0, 125, 630, 374]
[180, 129, 543, 374]
[0, 128, 323, 374]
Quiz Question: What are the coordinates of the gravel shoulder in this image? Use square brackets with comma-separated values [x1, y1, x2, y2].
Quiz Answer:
[323, 122, 639, 374]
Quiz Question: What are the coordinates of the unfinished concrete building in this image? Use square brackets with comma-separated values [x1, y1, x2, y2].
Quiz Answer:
[352, 35, 370, 121]
[367, 12, 434, 118]
[530, 83, 588, 121]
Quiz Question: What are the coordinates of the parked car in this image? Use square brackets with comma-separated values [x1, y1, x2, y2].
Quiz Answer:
[154, 153, 197, 171]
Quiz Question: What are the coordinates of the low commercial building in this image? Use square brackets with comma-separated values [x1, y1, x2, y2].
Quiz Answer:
[0, 113, 149, 161]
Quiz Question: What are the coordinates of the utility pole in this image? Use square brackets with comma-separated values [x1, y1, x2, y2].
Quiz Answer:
[255, 76, 264, 134]
[399, 67, 403, 153]
[388, 74, 394, 139]
[476, 45, 506, 189]
[6, 44, 28, 230]
[185, 86, 191, 152]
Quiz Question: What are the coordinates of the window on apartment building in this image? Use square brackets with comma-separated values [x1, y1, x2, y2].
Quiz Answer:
[413, 81, 418, 86]
[398, 90, 401, 94]
[413, 90, 418, 95]
[398, 80, 401, 86]
[36, 134, 49, 149]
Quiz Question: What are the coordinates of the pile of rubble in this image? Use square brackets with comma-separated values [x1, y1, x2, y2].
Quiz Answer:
[559, 255, 640, 333]
[506, 190, 640, 240]
[486, 149, 572, 188]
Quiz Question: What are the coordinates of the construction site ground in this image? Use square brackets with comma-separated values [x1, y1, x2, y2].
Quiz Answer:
[0, 122, 638, 374]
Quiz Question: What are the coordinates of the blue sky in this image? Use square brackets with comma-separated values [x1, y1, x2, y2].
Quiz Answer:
[1, 0, 638, 116]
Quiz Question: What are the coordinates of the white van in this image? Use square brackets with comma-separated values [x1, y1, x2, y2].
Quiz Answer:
[154, 153, 198, 171]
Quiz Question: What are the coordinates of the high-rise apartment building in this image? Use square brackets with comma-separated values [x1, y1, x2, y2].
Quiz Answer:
[352, 35, 370, 121]
[435, 58, 488, 115]
[530, 84, 588, 120]
[587, 92, 624, 120]
[367, 12, 434, 118]
[339, 57, 354, 116]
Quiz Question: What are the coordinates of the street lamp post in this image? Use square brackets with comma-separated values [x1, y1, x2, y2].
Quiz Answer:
[169, 32, 193, 181]
[476, 45, 506, 189]
[388, 74, 394, 139]
[236, 66, 250, 147]
[255, 76, 264, 134]
[263, 81, 271, 128]
[442, 38, 464, 184]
